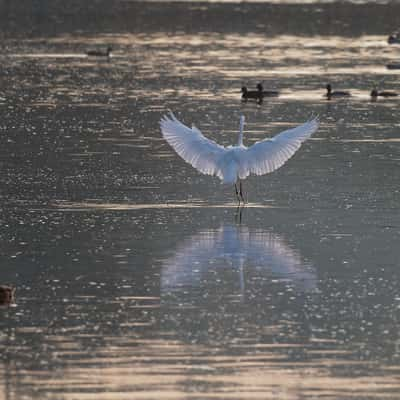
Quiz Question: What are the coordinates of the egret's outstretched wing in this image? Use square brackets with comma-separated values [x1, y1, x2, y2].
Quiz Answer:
[160, 113, 226, 176]
[238, 117, 319, 178]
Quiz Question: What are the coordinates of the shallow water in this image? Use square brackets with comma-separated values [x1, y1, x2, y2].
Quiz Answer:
[1, 1, 400, 399]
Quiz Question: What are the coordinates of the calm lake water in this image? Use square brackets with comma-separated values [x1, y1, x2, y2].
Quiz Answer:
[1, 1, 400, 399]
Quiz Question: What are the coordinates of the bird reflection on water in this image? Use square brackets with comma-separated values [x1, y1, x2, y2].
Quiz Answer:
[161, 223, 316, 299]
[160, 222, 316, 342]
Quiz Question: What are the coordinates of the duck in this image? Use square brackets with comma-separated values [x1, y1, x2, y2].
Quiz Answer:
[256, 83, 279, 97]
[241, 83, 279, 104]
[326, 84, 351, 99]
[388, 32, 400, 44]
[241, 86, 263, 102]
[386, 62, 400, 70]
[0, 285, 15, 305]
[86, 46, 112, 57]
[370, 87, 398, 98]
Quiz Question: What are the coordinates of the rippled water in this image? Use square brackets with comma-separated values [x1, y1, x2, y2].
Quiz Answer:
[1, 1, 400, 399]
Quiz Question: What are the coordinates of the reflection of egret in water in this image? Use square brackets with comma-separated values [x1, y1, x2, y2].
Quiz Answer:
[161, 225, 316, 294]
[162, 224, 316, 298]
[160, 224, 317, 343]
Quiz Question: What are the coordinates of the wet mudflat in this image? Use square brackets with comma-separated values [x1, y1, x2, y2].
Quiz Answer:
[1, 1, 400, 399]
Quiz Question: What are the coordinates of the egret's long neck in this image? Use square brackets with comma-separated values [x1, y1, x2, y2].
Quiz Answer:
[238, 115, 245, 146]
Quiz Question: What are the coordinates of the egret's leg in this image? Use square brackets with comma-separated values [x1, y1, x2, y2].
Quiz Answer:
[239, 181, 245, 204]
[234, 183, 241, 204]
[234, 204, 244, 224]
[239, 261, 245, 302]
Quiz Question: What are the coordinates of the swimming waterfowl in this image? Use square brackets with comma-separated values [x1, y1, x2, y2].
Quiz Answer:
[86, 46, 112, 57]
[370, 87, 398, 98]
[387, 63, 400, 70]
[326, 84, 350, 99]
[241, 86, 263, 102]
[388, 32, 400, 44]
[0, 285, 15, 305]
[241, 83, 279, 104]
[256, 83, 279, 97]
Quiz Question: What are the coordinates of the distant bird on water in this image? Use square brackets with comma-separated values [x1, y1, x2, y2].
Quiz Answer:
[241, 83, 279, 104]
[256, 83, 279, 97]
[386, 63, 400, 70]
[160, 112, 319, 204]
[370, 87, 398, 98]
[241, 86, 262, 102]
[325, 84, 351, 99]
[0, 285, 15, 305]
[388, 32, 400, 44]
[86, 46, 112, 57]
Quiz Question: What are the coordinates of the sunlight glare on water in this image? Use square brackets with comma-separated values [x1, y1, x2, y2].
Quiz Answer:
[1, 1, 400, 399]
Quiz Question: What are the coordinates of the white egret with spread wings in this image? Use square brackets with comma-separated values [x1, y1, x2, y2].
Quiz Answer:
[160, 113, 319, 203]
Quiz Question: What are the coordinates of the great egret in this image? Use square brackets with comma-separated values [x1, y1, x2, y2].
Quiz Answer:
[160, 112, 319, 203]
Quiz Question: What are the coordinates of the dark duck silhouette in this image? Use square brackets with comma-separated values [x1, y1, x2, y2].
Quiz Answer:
[241, 83, 279, 104]
[241, 86, 262, 102]
[388, 32, 400, 44]
[86, 46, 112, 57]
[386, 62, 400, 70]
[326, 84, 350, 99]
[256, 83, 279, 97]
[370, 87, 398, 98]
[0, 285, 15, 305]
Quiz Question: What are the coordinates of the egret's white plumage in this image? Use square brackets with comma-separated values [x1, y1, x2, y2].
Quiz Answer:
[160, 112, 319, 188]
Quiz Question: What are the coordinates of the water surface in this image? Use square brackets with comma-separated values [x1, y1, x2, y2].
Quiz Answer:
[1, 1, 400, 399]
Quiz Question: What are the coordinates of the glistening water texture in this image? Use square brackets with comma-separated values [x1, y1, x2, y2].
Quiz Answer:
[1, 1, 400, 399]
